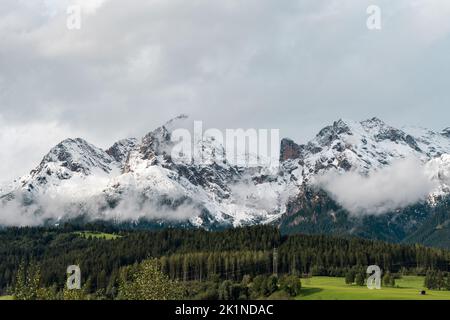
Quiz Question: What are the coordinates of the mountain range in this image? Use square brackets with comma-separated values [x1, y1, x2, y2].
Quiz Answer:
[1, 116, 450, 248]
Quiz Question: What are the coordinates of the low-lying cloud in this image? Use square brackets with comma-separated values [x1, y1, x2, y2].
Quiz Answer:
[0, 183, 201, 227]
[315, 158, 438, 215]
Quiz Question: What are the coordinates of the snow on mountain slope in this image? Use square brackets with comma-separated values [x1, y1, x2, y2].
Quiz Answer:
[0, 116, 294, 227]
[291, 117, 450, 213]
[426, 154, 450, 199]
[299, 117, 441, 180]
[402, 126, 450, 157]
[19, 138, 120, 196]
[1, 116, 450, 228]
[104, 116, 293, 227]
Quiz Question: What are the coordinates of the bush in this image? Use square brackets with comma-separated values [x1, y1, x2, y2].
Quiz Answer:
[345, 271, 355, 285]
[266, 275, 278, 296]
[251, 275, 267, 297]
[355, 273, 365, 286]
[280, 275, 301, 297]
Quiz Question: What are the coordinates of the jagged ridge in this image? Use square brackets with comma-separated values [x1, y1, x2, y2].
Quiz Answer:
[1, 116, 450, 247]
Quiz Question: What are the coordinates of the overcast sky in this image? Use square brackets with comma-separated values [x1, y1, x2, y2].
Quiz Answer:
[1, 0, 450, 182]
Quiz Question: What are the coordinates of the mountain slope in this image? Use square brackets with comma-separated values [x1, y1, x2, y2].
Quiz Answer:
[1, 116, 450, 248]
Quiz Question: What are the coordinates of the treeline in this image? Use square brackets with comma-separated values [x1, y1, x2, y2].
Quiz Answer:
[12, 258, 302, 300]
[0, 224, 449, 296]
[424, 270, 450, 290]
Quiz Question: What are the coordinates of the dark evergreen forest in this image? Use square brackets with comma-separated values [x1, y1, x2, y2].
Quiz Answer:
[1, 224, 449, 297]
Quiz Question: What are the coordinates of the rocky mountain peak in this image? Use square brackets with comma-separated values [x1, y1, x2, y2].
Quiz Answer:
[370, 124, 421, 152]
[37, 137, 114, 175]
[2, 116, 450, 234]
[138, 115, 190, 161]
[442, 127, 450, 138]
[280, 138, 303, 162]
[360, 117, 385, 129]
[312, 120, 352, 150]
[106, 138, 138, 167]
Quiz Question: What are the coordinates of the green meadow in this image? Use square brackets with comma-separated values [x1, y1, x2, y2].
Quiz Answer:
[297, 276, 450, 300]
[73, 231, 121, 240]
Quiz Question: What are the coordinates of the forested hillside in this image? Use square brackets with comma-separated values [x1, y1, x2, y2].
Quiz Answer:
[1, 224, 449, 298]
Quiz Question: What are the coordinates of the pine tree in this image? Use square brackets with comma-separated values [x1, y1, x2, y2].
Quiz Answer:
[13, 261, 41, 300]
[13, 261, 26, 300]
[96, 270, 107, 291]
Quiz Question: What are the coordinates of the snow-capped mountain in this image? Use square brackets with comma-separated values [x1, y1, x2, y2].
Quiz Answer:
[282, 117, 450, 180]
[1, 116, 450, 246]
[0, 116, 293, 227]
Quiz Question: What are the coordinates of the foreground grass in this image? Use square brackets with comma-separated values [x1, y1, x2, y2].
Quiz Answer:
[296, 276, 450, 300]
[0, 295, 13, 300]
[74, 231, 121, 240]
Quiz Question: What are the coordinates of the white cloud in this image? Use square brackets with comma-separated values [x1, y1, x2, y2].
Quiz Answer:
[0, 117, 82, 183]
[0, 183, 200, 227]
[315, 157, 438, 215]
[1, 0, 450, 181]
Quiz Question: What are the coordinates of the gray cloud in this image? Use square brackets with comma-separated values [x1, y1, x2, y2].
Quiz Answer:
[1, 0, 450, 182]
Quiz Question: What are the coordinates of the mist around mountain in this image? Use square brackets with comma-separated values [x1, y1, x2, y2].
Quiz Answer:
[1, 116, 450, 248]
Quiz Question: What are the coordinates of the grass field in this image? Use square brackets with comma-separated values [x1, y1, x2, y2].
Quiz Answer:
[297, 276, 450, 300]
[74, 231, 121, 240]
[2, 277, 450, 301]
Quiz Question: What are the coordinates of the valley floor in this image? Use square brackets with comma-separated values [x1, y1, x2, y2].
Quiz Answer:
[297, 276, 450, 300]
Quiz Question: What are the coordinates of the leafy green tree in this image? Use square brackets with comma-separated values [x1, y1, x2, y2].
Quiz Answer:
[218, 280, 233, 300]
[241, 275, 252, 287]
[250, 275, 267, 298]
[425, 270, 437, 290]
[437, 271, 445, 290]
[445, 274, 450, 291]
[63, 277, 91, 300]
[345, 271, 355, 285]
[280, 275, 301, 297]
[389, 276, 396, 287]
[118, 259, 184, 300]
[266, 275, 278, 296]
[198, 286, 219, 300]
[37, 284, 59, 300]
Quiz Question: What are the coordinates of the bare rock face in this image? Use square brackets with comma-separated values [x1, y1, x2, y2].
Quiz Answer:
[280, 138, 303, 162]
[106, 138, 138, 168]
